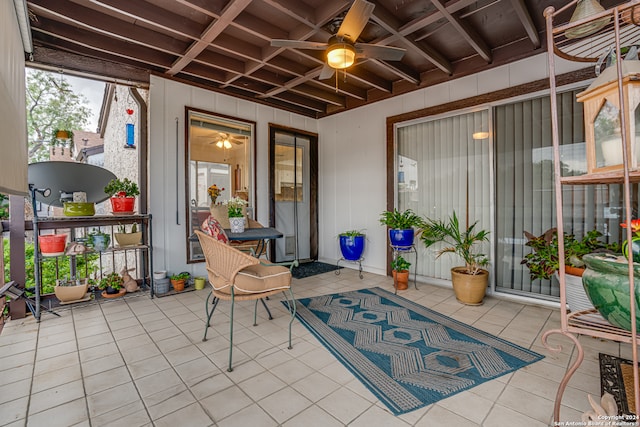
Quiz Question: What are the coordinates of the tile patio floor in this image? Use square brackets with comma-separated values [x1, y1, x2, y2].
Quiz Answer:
[0, 268, 630, 426]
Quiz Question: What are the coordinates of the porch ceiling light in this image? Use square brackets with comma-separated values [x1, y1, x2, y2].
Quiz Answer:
[326, 41, 356, 70]
[472, 131, 489, 140]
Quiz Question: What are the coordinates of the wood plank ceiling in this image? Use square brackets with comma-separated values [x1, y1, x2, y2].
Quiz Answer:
[24, 0, 624, 118]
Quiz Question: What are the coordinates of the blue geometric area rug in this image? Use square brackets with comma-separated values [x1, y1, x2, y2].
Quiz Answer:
[287, 287, 544, 415]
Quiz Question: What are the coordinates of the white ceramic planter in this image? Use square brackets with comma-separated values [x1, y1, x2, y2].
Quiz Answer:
[555, 272, 594, 313]
[229, 217, 245, 233]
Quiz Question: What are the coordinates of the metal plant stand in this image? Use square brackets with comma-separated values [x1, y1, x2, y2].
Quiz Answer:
[391, 244, 418, 294]
[335, 257, 364, 279]
[542, 2, 640, 420]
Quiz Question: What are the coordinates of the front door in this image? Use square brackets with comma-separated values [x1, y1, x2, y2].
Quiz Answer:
[269, 126, 318, 263]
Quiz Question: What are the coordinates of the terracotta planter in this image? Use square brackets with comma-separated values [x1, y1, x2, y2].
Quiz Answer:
[392, 270, 409, 290]
[39, 234, 67, 256]
[171, 279, 185, 292]
[451, 267, 489, 305]
[110, 196, 136, 214]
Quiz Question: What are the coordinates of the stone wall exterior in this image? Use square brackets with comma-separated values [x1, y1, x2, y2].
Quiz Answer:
[102, 85, 148, 213]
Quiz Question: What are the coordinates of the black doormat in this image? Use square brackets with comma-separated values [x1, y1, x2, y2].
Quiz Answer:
[599, 353, 637, 415]
[292, 261, 341, 279]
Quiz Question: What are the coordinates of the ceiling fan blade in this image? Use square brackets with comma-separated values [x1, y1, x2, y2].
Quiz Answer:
[271, 39, 328, 50]
[337, 0, 375, 41]
[318, 64, 335, 80]
[355, 43, 406, 61]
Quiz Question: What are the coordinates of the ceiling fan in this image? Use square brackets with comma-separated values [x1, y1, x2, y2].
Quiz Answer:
[270, 0, 406, 80]
[196, 131, 244, 149]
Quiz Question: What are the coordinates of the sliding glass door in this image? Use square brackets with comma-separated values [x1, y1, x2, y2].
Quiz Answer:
[396, 110, 492, 281]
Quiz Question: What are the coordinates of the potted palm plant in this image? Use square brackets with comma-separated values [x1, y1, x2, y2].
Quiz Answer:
[391, 255, 411, 290]
[104, 178, 139, 214]
[338, 229, 366, 261]
[379, 209, 422, 248]
[521, 228, 619, 312]
[420, 211, 490, 305]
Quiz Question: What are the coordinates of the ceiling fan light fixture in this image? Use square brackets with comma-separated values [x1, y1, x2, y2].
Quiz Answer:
[327, 43, 356, 69]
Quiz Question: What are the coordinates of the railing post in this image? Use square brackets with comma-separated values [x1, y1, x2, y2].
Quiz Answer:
[8, 195, 26, 319]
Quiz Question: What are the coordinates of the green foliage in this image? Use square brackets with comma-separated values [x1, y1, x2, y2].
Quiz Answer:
[379, 209, 423, 229]
[420, 211, 490, 275]
[104, 178, 140, 197]
[98, 272, 122, 290]
[117, 223, 137, 233]
[26, 69, 92, 162]
[391, 256, 411, 271]
[3, 238, 99, 294]
[170, 272, 190, 280]
[339, 229, 365, 237]
[0, 193, 8, 220]
[521, 228, 619, 281]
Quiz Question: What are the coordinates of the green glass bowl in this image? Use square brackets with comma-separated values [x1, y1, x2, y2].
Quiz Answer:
[63, 202, 95, 216]
[582, 254, 640, 332]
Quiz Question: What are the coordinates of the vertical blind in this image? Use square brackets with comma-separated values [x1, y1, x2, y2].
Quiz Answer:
[397, 110, 491, 280]
[494, 89, 623, 298]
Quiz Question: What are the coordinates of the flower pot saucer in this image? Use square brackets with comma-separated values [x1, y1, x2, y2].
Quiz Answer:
[101, 289, 126, 298]
[42, 251, 65, 257]
[58, 293, 92, 305]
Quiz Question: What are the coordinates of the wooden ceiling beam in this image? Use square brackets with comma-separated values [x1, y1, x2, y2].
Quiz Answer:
[31, 21, 176, 69]
[508, 0, 540, 48]
[167, 0, 252, 75]
[88, 0, 203, 40]
[29, 0, 190, 57]
[430, 0, 492, 63]
[370, 4, 453, 76]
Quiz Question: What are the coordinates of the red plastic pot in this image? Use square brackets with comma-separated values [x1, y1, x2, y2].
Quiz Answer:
[110, 196, 135, 214]
[39, 234, 67, 255]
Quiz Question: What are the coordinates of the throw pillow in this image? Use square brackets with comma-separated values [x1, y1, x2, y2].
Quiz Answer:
[201, 215, 229, 244]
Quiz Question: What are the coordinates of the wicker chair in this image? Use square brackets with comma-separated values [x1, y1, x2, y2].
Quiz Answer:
[194, 230, 296, 371]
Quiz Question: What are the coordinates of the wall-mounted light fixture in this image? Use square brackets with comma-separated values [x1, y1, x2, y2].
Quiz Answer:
[472, 131, 489, 140]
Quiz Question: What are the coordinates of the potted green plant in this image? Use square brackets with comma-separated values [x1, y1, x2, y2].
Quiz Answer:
[224, 197, 248, 233]
[52, 128, 74, 148]
[54, 278, 89, 303]
[114, 223, 142, 247]
[98, 271, 123, 296]
[104, 178, 140, 214]
[379, 209, 423, 248]
[338, 229, 365, 261]
[391, 255, 411, 290]
[521, 228, 619, 312]
[170, 272, 190, 292]
[420, 211, 490, 305]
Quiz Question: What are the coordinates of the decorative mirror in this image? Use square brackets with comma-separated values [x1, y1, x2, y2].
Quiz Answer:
[185, 108, 255, 262]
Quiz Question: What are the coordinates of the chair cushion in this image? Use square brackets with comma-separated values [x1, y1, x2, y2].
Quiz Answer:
[201, 215, 229, 244]
[233, 263, 291, 295]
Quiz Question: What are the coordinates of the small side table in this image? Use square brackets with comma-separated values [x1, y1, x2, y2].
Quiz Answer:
[335, 257, 364, 279]
[391, 244, 418, 294]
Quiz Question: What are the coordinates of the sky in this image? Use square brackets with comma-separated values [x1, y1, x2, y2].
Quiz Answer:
[27, 68, 106, 133]
[65, 74, 106, 133]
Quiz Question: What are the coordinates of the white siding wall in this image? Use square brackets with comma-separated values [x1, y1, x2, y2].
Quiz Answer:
[316, 53, 587, 276]
[148, 76, 317, 276]
[148, 53, 587, 280]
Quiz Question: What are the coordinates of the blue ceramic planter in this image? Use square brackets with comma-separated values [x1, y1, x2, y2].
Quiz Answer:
[389, 229, 414, 248]
[582, 254, 640, 332]
[339, 235, 365, 261]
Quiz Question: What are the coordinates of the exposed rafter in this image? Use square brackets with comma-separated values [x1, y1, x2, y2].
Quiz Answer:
[25, 0, 589, 118]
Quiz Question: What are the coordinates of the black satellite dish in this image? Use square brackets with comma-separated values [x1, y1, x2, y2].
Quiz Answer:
[28, 162, 118, 207]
